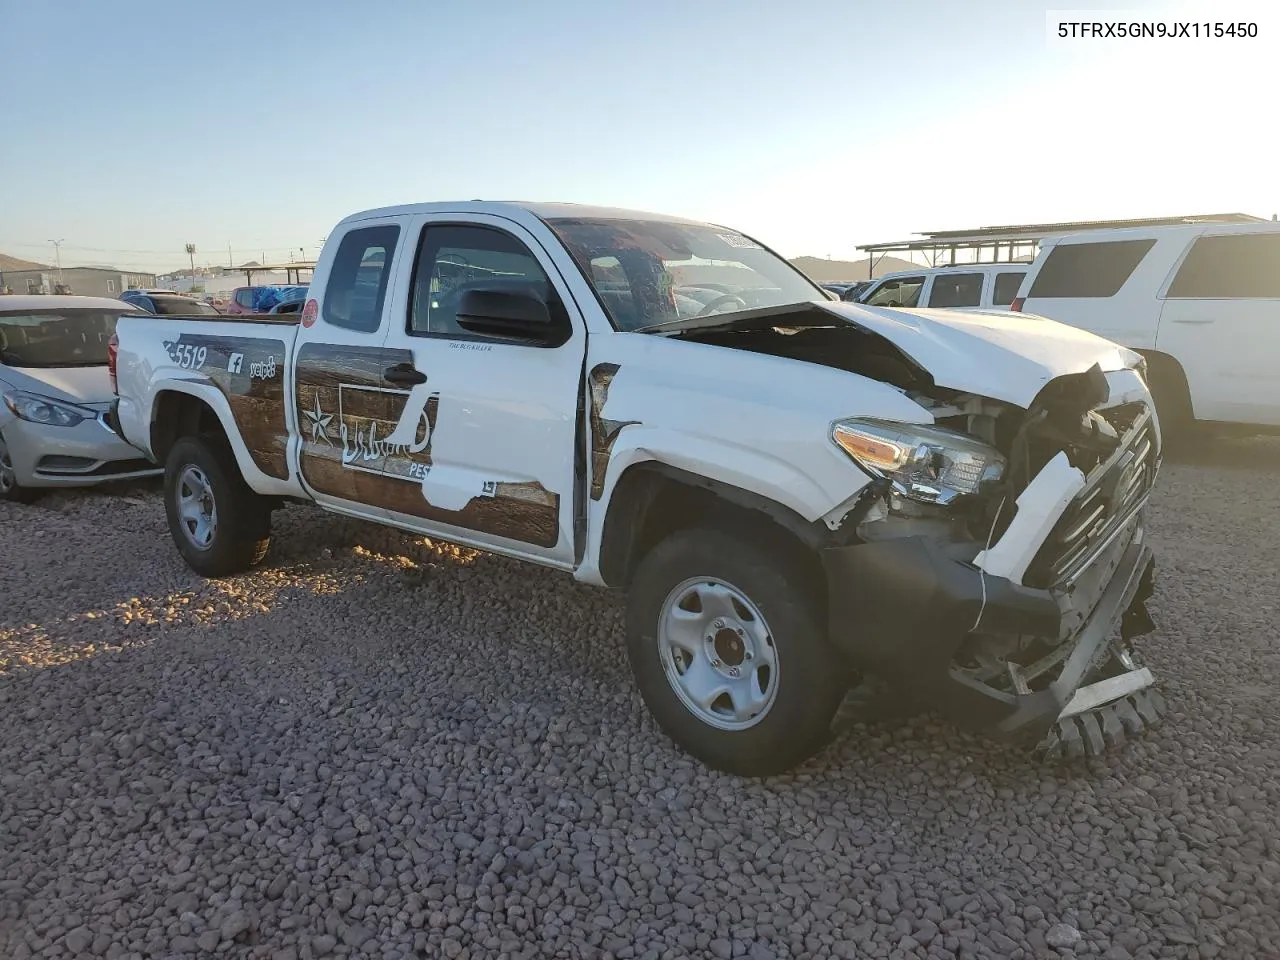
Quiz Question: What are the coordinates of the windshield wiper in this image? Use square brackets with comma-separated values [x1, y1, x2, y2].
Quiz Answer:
[630, 316, 706, 334]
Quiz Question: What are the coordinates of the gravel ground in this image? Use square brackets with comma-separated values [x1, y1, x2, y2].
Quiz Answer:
[2, 437, 1279, 960]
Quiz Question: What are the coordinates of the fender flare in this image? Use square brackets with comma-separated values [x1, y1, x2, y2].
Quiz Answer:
[149, 379, 276, 489]
[601, 427, 843, 523]
[577, 425, 865, 586]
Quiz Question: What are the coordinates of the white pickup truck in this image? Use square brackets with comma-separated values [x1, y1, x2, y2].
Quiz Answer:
[109, 201, 1165, 775]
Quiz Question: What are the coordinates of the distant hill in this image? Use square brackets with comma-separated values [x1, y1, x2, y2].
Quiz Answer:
[0, 253, 48, 272]
[789, 255, 919, 284]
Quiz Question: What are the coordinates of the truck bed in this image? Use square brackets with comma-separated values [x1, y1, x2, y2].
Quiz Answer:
[115, 314, 298, 482]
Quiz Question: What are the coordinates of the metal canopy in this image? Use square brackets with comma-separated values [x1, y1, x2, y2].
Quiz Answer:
[858, 212, 1269, 271]
[235, 261, 317, 286]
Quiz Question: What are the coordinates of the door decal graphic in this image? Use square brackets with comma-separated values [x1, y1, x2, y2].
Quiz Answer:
[295, 343, 559, 547]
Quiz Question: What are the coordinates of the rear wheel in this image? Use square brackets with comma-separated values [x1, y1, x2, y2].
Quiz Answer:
[164, 435, 271, 577]
[0, 433, 40, 503]
[625, 528, 848, 776]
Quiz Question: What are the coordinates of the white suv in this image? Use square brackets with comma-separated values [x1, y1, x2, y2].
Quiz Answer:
[857, 263, 1029, 312]
[1011, 223, 1280, 436]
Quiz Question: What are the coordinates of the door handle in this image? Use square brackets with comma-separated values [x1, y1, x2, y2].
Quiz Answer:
[384, 363, 427, 385]
[1171, 319, 1214, 325]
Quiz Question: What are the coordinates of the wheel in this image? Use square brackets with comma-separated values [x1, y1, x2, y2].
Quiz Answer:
[163, 435, 271, 577]
[625, 528, 848, 776]
[0, 432, 40, 503]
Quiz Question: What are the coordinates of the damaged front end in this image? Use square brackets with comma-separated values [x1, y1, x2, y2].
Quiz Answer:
[822, 363, 1165, 759]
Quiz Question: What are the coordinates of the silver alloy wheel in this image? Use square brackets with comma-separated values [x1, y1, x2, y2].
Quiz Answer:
[0, 438, 16, 495]
[657, 576, 780, 731]
[176, 465, 217, 550]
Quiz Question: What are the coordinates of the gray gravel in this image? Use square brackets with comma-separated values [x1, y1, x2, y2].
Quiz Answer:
[2, 437, 1279, 960]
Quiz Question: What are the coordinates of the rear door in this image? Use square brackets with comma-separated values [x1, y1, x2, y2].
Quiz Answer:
[1156, 228, 1280, 425]
[290, 218, 411, 521]
[925, 271, 983, 311]
[373, 214, 587, 567]
[1018, 234, 1167, 346]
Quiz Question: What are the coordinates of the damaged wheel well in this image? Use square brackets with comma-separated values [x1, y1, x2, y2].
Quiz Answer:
[151, 391, 226, 464]
[599, 462, 827, 595]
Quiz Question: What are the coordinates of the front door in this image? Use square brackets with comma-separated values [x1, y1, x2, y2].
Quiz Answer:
[373, 215, 586, 567]
[1157, 230, 1280, 426]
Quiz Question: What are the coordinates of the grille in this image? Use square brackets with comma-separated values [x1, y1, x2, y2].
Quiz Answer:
[1025, 411, 1157, 589]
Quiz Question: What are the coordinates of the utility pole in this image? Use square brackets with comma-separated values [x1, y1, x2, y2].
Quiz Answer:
[185, 243, 196, 279]
[47, 239, 65, 283]
[227, 241, 233, 267]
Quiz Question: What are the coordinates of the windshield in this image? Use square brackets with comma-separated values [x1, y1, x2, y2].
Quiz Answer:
[0, 309, 130, 368]
[545, 217, 824, 332]
[151, 296, 219, 316]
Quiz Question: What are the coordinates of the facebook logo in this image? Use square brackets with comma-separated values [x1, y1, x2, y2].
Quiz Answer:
[227, 352, 244, 374]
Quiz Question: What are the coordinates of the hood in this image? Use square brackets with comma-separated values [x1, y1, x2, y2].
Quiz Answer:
[0, 364, 114, 408]
[819, 302, 1136, 406]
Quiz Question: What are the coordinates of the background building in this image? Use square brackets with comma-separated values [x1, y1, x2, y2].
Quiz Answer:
[0, 255, 155, 297]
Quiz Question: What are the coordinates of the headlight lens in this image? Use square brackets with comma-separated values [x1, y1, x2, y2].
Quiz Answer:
[2, 390, 91, 427]
[831, 418, 1006, 505]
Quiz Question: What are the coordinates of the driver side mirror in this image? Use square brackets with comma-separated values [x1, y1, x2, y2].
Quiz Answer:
[455, 288, 567, 346]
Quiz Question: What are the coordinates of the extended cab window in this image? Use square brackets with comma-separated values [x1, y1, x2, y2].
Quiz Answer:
[323, 225, 400, 333]
[235, 289, 255, 308]
[1028, 239, 1155, 298]
[864, 277, 924, 308]
[409, 224, 558, 338]
[929, 272, 982, 308]
[1167, 233, 1280, 299]
[993, 271, 1025, 306]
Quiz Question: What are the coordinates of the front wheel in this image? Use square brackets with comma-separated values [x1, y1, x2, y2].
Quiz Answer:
[164, 435, 271, 577]
[0, 433, 40, 503]
[625, 528, 848, 776]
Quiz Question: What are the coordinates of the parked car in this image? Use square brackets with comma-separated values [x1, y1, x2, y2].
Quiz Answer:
[120, 290, 221, 316]
[226, 285, 309, 316]
[857, 264, 1029, 311]
[1011, 223, 1280, 437]
[109, 201, 1163, 775]
[0, 296, 161, 501]
[839, 280, 873, 301]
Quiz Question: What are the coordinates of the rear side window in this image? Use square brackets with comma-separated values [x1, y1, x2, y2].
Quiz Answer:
[323, 225, 400, 333]
[1027, 239, 1155, 298]
[235, 289, 255, 308]
[929, 272, 982, 308]
[993, 271, 1025, 306]
[1167, 234, 1280, 299]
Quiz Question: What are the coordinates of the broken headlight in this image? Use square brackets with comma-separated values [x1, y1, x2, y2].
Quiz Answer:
[831, 418, 1005, 506]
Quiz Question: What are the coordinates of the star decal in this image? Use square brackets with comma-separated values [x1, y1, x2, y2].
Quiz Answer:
[303, 391, 334, 445]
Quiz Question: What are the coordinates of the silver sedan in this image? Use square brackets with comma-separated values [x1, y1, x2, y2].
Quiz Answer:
[0, 296, 161, 502]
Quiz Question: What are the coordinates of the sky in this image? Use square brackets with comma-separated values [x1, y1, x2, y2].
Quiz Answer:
[1, 0, 1276, 273]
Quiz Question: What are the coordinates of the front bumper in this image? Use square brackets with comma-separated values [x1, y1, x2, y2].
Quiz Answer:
[1, 409, 161, 488]
[821, 524, 1156, 748]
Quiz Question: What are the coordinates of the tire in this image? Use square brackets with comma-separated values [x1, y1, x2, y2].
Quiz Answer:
[625, 528, 848, 776]
[164, 434, 271, 577]
[0, 432, 40, 503]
